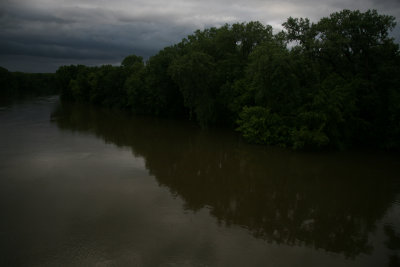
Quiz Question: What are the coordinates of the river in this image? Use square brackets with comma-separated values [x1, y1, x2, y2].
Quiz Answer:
[0, 96, 399, 266]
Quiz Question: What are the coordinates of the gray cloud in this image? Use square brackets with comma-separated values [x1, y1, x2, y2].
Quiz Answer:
[0, 0, 399, 72]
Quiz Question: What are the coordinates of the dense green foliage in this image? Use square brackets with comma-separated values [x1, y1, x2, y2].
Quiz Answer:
[0, 67, 58, 99]
[55, 9, 400, 150]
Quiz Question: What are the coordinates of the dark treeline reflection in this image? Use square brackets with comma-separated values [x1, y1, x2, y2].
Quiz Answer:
[51, 101, 399, 258]
[385, 225, 400, 267]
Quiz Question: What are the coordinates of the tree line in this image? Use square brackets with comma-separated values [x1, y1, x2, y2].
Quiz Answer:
[4, 9, 400, 150]
[0, 67, 58, 99]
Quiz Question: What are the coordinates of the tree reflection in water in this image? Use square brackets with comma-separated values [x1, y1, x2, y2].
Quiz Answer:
[51, 101, 400, 259]
[385, 225, 400, 267]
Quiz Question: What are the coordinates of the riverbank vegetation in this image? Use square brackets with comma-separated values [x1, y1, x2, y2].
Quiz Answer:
[4, 9, 400, 150]
[0, 67, 57, 99]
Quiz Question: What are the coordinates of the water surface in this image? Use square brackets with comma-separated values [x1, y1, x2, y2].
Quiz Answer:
[0, 96, 399, 266]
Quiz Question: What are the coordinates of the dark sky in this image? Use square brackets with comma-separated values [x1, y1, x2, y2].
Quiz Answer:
[1, 0, 399, 73]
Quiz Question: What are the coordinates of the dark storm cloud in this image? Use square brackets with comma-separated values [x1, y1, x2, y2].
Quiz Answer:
[0, 0, 399, 72]
[0, 0, 196, 71]
[371, 0, 400, 8]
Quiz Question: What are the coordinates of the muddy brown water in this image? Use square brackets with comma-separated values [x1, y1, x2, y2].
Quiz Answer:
[0, 96, 399, 266]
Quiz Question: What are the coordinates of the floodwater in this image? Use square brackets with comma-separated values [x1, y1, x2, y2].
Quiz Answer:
[0, 96, 399, 267]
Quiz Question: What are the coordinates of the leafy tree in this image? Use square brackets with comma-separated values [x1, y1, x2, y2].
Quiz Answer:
[145, 47, 186, 116]
[237, 106, 289, 145]
[169, 51, 217, 126]
[123, 57, 148, 113]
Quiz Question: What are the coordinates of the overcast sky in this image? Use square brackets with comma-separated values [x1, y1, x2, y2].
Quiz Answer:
[1, 0, 399, 72]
